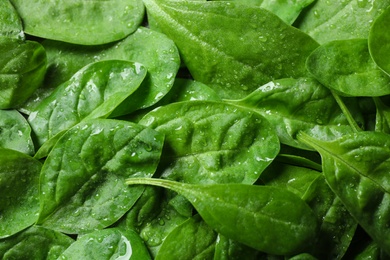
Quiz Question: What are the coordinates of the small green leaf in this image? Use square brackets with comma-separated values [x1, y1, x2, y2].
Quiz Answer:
[0, 148, 42, 238]
[37, 119, 164, 234]
[126, 178, 319, 255]
[0, 0, 24, 39]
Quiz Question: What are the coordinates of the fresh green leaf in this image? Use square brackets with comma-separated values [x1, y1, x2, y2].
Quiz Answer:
[37, 119, 164, 234]
[296, 0, 390, 44]
[28, 60, 147, 147]
[58, 228, 151, 260]
[0, 37, 46, 109]
[10, 0, 144, 45]
[0, 0, 24, 39]
[139, 101, 280, 184]
[298, 131, 390, 255]
[0, 148, 42, 238]
[142, 0, 319, 98]
[306, 39, 390, 97]
[0, 109, 34, 155]
[126, 178, 319, 255]
[155, 215, 217, 260]
[213, 234, 261, 260]
[0, 226, 74, 260]
[227, 77, 355, 149]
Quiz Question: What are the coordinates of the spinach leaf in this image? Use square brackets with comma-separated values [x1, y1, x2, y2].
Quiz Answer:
[155, 215, 217, 260]
[0, 226, 74, 260]
[227, 77, 355, 150]
[58, 228, 151, 260]
[0, 148, 42, 238]
[28, 60, 147, 147]
[139, 101, 280, 184]
[142, 0, 319, 98]
[369, 5, 390, 76]
[0, 37, 46, 109]
[0, 109, 34, 155]
[306, 39, 390, 97]
[212, 0, 314, 24]
[0, 0, 24, 39]
[10, 0, 144, 45]
[298, 131, 390, 255]
[37, 119, 164, 234]
[295, 0, 390, 44]
[126, 178, 319, 255]
[24, 27, 180, 114]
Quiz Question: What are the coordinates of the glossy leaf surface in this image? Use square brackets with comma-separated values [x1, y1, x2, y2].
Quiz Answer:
[126, 178, 319, 255]
[0, 0, 24, 39]
[28, 60, 147, 146]
[143, 0, 319, 98]
[139, 101, 279, 184]
[37, 119, 164, 234]
[10, 0, 144, 45]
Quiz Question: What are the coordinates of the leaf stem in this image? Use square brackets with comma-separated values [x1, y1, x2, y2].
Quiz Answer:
[331, 90, 362, 132]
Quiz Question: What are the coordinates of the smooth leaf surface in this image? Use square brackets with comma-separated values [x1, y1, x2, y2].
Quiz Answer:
[369, 6, 390, 76]
[0, 0, 24, 39]
[374, 97, 390, 134]
[298, 131, 390, 255]
[28, 60, 147, 146]
[10, 0, 144, 45]
[0, 148, 42, 238]
[213, 234, 261, 260]
[23, 27, 180, 114]
[37, 119, 164, 234]
[306, 39, 390, 97]
[143, 0, 319, 98]
[296, 0, 390, 44]
[139, 101, 280, 184]
[212, 0, 314, 24]
[58, 228, 151, 260]
[155, 215, 217, 260]
[0, 37, 46, 109]
[0, 109, 34, 155]
[0, 226, 74, 260]
[227, 77, 355, 150]
[126, 178, 319, 255]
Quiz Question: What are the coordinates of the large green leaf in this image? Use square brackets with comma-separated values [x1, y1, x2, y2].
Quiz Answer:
[10, 0, 144, 45]
[142, 0, 319, 98]
[37, 119, 164, 234]
[139, 101, 280, 184]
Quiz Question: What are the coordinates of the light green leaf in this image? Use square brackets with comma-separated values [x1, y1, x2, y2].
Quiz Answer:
[0, 0, 24, 39]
